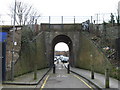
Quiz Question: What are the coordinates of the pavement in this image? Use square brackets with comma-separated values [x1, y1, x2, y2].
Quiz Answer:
[2, 68, 50, 89]
[70, 67, 120, 89]
[0, 85, 2, 90]
[1, 63, 120, 90]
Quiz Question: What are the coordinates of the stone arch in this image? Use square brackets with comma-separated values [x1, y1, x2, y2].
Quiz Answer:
[50, 35, 74, 67]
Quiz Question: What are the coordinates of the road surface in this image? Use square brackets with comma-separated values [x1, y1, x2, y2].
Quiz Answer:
[41, 62, 96, 89]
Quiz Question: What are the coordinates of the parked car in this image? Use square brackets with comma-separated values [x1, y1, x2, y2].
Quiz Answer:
[60, 56, 69, 63]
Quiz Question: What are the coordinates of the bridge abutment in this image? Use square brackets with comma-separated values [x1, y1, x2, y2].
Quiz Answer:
[42, 23, 81, 67]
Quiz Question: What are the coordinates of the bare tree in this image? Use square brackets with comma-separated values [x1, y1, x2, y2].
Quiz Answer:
[9, 1, 39, 25]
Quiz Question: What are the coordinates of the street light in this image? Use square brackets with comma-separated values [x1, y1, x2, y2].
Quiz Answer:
[11, 0, 16, 81]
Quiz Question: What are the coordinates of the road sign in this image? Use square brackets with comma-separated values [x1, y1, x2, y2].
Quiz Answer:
[0, 32, 7, 42]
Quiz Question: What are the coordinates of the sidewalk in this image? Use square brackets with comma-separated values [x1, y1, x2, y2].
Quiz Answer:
[3, 68, 50, 85]
[0, 85, 2, 90]
[71, 67, 120, 89]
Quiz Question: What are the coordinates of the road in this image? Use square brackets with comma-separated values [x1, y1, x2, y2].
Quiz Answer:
[40, 62, 96, 89]
[2, 62, 97, 90]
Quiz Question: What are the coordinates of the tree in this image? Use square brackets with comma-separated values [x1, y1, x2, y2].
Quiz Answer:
[9, 1, 40, 25]
[109, 13, 115, 25]
[0, 14, 4, 24]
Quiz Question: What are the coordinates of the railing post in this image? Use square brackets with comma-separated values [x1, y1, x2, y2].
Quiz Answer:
[105, 68, 109, 88]
[61, 16, 64, 30]
[49, 16, 51, 29]
[67, 64, 70, 74]
[74, 16, 76, 30]
[74, 16, 75, 24]
[53, 64, 55, 74]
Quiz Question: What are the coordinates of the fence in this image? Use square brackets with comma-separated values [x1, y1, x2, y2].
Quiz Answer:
[35, 13, 118, 25]
[37, 16, 91, 24]
[0, 13, 118, 25]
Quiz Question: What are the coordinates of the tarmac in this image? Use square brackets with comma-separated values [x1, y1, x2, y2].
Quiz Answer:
[1, 67, 120, 90]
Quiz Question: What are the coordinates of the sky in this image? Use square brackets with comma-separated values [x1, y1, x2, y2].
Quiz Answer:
[55, 42, 69, 51]
[0, 0, 120, 51]
[0, 0, 120, 25]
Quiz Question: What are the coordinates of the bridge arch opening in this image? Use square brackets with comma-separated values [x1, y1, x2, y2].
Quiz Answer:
[54, 42, 69, 64]
[51, 35, 74, 67]
[55, 42, 69, 52]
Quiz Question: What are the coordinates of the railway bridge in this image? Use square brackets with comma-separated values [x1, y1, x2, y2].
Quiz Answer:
[42, 23, 81, 67]
[1, 17, 119, 89]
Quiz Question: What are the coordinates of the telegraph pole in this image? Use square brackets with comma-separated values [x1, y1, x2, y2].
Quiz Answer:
[11, 0, 16, 81]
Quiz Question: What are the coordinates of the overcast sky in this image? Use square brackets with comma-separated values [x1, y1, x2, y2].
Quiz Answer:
[0, 0, 119, 15]
[55, 42, 69, 51]
[0, 0, 120, 25]
[0, 0, 120, 51]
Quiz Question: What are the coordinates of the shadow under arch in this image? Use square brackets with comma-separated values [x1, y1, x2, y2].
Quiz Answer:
[50, 35, 74, 67]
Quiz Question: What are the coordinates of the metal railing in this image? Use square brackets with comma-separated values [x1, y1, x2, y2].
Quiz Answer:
[33, 14, 118, 25]
[38, 16, 92, 24]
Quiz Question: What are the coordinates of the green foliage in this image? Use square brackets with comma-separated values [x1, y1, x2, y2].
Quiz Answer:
[109, 66, 120, 80]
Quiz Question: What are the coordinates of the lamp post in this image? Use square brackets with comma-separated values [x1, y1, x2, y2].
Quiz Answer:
[11, 0, 16, 81]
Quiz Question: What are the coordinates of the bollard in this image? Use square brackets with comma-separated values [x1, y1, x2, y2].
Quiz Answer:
[67, 64, 70, 74]
[91, 65, 94, 79]
[34, 65, 37, 80]
[53, 64, 55, 74]
[105, 68, 109, 88]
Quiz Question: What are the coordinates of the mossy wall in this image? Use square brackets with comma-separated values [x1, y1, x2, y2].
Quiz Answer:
[13, 29, 48, 77]
[76, 33, 119, 79]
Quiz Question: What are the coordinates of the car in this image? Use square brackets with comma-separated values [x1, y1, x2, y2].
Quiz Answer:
[61, 56, 69, 63]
